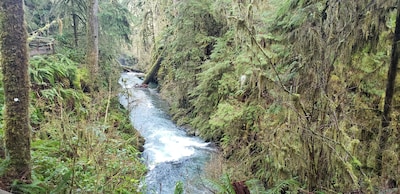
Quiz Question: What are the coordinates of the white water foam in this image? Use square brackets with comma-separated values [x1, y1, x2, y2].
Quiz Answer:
[119, 72, 215, 193]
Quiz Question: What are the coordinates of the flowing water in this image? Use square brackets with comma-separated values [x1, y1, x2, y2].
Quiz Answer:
[119, 72, 215, 193]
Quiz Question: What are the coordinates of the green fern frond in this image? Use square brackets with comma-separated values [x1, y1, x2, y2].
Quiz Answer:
[266, 178, 300, 194]
[174, 181, 184, 194]
[11, 178, 47, 194]
[246, 179, 267, 194]
[29, 54, 80, 88]
[40, 88, 61, 102]
[204, 173, 236, 194]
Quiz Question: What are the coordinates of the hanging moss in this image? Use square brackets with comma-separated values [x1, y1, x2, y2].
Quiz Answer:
[143, 0, 400, 192]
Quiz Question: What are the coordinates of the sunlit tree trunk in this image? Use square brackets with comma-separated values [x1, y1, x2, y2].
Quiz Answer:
[87, 0, 99, 89]
[0, 0, 31, 188]
[376, 0, 400, 177]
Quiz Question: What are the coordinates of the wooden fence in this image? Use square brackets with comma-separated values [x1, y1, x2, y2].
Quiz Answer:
[29, 36, 55, 56]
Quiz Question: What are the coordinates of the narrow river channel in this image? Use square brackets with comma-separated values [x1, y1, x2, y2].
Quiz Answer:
[119, 72, 215, 193]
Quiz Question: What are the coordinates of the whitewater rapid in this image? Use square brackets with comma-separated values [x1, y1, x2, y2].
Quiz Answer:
[119, 72, 214, 193]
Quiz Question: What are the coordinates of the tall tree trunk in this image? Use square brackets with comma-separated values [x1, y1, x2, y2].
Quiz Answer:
[87, 0, 99, 89]
[72, 0, 78, 47]
[0, 0, 32, 189]
[72, 13, 78, 47]
[376, 0, 400, 177]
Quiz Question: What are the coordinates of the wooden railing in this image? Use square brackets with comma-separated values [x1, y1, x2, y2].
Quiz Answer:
[28, 36, 55, 56]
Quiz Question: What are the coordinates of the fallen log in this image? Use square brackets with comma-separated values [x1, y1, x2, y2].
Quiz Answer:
[142, 49, 165, 85]
[120, 65, 144, 73]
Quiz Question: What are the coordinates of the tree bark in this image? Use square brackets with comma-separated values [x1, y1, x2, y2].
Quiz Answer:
[87, 0, 99, 89]
[72, 0, 78, 47]
[232, 181, 250, 194]
[376, 0, 400, 176]
[72, 13, 78, 47]
[0, 0, 32, 188]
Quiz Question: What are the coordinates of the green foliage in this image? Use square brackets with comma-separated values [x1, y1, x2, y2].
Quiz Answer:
[29, 54, 90, 127]
[128, 0, 400, 192]
[174, 181, 184, 194]
[29, 54, 81, 89]
[154, 0, 226, 129]
[0, 158, 10, 177]
[10, 177, 47, 194]
[188, 30, 237, 139]
[97, 0, 137, 90]
[209, 102, 243, 128]
[0, 0, 148, 192]
[205, 173, 236, 194]
[1, 49, 146, 192]
[266, 178, 300, 194]
[24, 0, 54, 32]
[27, 95, 146, 193]
[99, 1, 132, 43]
[245, 179, 267, 194]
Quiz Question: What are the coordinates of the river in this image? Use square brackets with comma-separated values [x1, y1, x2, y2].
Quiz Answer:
[119, 72, 215, 193]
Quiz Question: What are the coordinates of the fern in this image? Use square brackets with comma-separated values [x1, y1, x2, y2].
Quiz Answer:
[205, 173, 236, 194]
[40, 88, 61, 103]
[30, 54, 80, 89]
[246, 179, 267, 194]
[174, 181, 184, 194]
[11, 179, 47, 194]
[266, 178, 300, 194]
[0, 158, 10, 177]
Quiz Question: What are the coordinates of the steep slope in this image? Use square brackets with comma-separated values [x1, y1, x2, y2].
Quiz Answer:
[138, 0, 400, 192]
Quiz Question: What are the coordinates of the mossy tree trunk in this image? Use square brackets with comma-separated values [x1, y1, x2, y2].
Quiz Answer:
[377, 0, 400, 177]
[72, 0, 78, 47]
[87, 0, 99, 90]
[142, 50, 164, 85]
[0, 0, 32, 188]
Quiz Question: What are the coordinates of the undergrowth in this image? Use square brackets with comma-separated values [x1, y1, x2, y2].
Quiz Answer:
[0, 54, 146, 193]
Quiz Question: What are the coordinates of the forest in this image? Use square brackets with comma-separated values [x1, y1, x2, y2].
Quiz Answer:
[0, 0, 400, 193]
